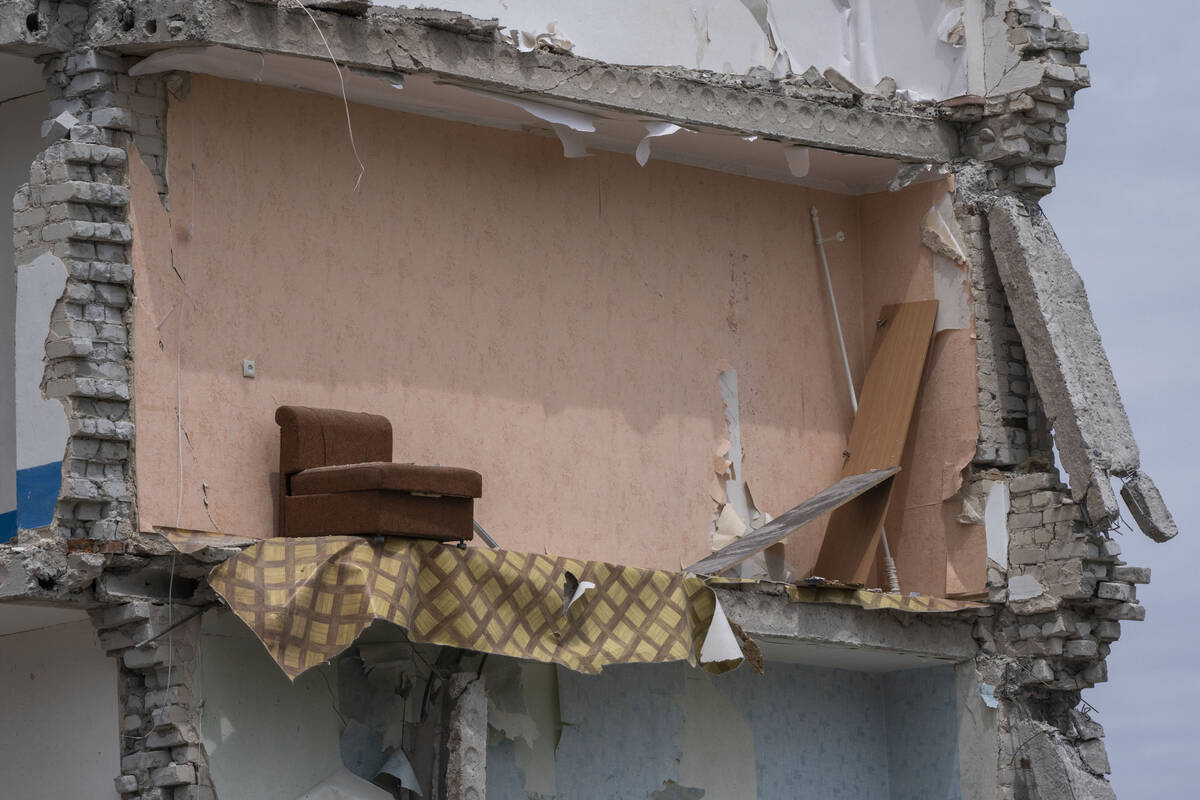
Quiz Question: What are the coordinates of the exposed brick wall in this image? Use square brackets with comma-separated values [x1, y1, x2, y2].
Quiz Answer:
[973, 470, 1149, 799]
[92, 602, 215, 800]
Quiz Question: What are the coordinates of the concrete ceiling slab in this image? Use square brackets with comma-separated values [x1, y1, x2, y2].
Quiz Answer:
[758, 636, 957, 672]
[130, 46, 940, 195]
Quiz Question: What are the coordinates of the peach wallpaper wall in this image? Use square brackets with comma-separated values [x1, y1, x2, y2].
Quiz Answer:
[131, 76, 979, 595]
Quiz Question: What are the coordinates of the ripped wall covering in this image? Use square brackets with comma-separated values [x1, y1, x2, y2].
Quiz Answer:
[374, 0, 970, 100]
[131, 76, 982, 594]
[856, 182, 981, 596]
[486, 658, 963, 799]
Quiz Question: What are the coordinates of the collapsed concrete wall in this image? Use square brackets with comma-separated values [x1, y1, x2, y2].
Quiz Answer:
[988, 197, 1175, 541]
[972, 471, 1150, 800]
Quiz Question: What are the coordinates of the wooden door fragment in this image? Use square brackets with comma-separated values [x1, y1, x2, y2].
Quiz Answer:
[811, 300, 939, 585]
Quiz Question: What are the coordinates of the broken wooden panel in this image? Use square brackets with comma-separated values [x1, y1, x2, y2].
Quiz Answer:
[812, 300, 938, 585]
[686, 467, 900, 576]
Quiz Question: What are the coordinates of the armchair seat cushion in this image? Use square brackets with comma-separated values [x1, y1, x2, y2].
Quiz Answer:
[291, 462, 482, 499]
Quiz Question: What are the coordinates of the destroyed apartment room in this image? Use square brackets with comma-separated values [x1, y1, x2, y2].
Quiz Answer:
[0, 1, 1181, 799]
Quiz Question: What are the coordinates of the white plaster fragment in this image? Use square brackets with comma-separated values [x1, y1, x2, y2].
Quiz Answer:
[504, 21, 574, 54]
[563, 576, 596, 615]
[984, 482, 1010, 568]
[979, 682, 999, 709]
[889, 162, 932, 192]
[964, 0, 986, 96]
[710, 503, 750, 558]
[922, 193, 969, 264]
[717, 370, 751, 527]
[463, 87, 598, 158]
[1007, 574, 1044, 602]
[712, 369, 773, 578]
[783, 145, 810, 178]
[922, 194, 972, 333]
[937, 8, 966, 46]
[376, 750, 422, 796]
[463, 89, 596, 134]
[738, 0, 792, 77]
[295, 767, 393, 800]
[635, 122, 688, 167]
[933, 256, 971, 333]
[698, 597, 743, 664]
[550, 124, 591, 158]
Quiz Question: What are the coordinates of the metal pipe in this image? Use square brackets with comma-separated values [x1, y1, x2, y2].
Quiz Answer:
[473, 520, 501, 550]
[811, 208, 858, 413]
[810, 206, 901, 594]
[134, 603, 214, 649]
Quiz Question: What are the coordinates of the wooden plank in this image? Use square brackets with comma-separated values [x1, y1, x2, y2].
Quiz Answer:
[685, 468, 900, 576]
[811, 300, 938, 585]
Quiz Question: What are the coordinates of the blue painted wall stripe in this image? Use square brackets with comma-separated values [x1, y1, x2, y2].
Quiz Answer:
[0, 509, 15, 543]
[16, 460, 62, 531]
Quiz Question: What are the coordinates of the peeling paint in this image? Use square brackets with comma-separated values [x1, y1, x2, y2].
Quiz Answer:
[923, 193, 972, 333]
[710, 369, 775, 578]
[783, 145, 811, 178]
[635, 122, 688, 167]
[14, 251, 70, 531]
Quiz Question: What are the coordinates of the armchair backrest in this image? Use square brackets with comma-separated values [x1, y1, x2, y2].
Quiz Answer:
[275, 405, 393, 481]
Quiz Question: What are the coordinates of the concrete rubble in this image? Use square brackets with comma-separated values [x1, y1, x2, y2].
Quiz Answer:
[0, 1, 1179, 799]
[987, 196, 1175, 540]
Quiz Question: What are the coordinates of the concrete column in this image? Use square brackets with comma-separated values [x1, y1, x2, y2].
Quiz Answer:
[443, 672, 486, 800]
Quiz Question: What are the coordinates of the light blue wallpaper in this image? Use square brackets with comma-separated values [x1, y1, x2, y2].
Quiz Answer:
[717, 663, 891, 800]
[485, 659, 962, 800]
[555, 663, 686, 800]
[883, 665, 963, 800]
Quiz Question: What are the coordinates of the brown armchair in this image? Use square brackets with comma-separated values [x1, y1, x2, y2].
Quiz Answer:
[275, 405, 482, 542]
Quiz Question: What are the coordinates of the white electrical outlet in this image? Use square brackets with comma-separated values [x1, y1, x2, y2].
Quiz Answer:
[242, 359, 256, 378]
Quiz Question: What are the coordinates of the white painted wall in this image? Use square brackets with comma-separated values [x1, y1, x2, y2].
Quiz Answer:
[379, 0, 969, 99]
[13, 250, 70, 526]
[199, 610, 344, 800]
[1, 88, 48, 538]
[0, 609, 121, 800]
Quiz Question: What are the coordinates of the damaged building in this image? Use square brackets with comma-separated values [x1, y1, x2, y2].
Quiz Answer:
[0, 1, 1180, 798]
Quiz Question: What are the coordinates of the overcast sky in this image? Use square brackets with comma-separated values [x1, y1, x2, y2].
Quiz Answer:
[1040, 2, 1199, 796]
